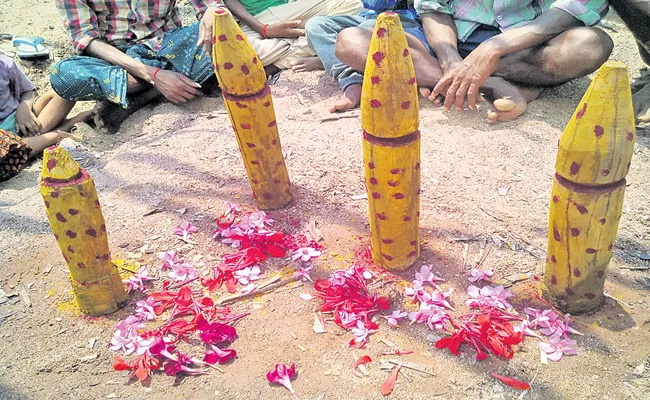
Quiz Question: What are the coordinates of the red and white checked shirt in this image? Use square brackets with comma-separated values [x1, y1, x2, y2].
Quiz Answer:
[55, 0, 223, 54]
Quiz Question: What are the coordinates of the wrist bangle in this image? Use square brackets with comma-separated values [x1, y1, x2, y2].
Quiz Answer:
[262, 24, 269, 39]
[151, 67, 161, 85]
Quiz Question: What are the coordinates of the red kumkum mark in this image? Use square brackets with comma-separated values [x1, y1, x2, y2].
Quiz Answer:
[252, 57, 258, 64]
[54, 234, 59, 240]
[574, 203, 589, 215]
[414, 162, 420, 170]
[263, 101, 271, 107]
[372, 51, 385, 66]
[236, 102, 247, 109]
[370, 99, 382, 108]
[101, 224, 106, 232]
[393, 193, 405, 199]
[77, 262, 86, 269]
[407, 251, 417, 257]
[382, 253, 393, 261]
[371, 76, 381, 84]
[401, 101, 410, 109]
[551, 255, 557, 263]
[240, 123, 251, 129]
[570, 228, 580, 237]
[369, 177, 378, 185]
[403, 216, 411, 222]
[46, 159, 57, 171]
[66, 230, 77, 238]
[67, 245, 74, 253]
[408, 77, 416, 85]
[218, 34, 227, 42]
[246, 142, 256, 148]
[601, 169, 610, 176]
[553, 227, 561, 242]
[627, 132, 634, 141]
[273, 179, 281, 184]
[585, 248, 597, 254]
[376, 27, 387, 38]
[416, 211, 420, 217]
[403, 48, 409, 57]
[387, 181, 400, 187]
[565, 288, 575, 296]
[390, 168, 402, 174]
[102, 254, 110, 260]
[376, 213, 387, 220]
[86, 228, 97, 237]
[368, 162, 375, 169]
[594, 125, 604, 138]
[56, 213, 67, 223]
[576, 103, 587, 119]
[275, 161, 282, 166]
[268, 120, 277, 127]
[569, 162, 580, 175]
[44, 201, 50, 208]
[382, 238, 394, 244]
[410, 240, 416, 246]
[241, 64, 250, 75]
[236, 34, 244, 40]
[271, 140, 277, 145]
[552, 195, 560, 203]
[372, 192, 381, 199]
[573, 268, 581, 278]
[551, 275, 558, 285]
[608, 243, 613, 251]
[250, 160, 260, 165]
[263, 193, 273, 200]
[223, 62, 233, 70]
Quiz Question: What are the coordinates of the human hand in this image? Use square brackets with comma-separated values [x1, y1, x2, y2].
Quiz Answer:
[432, 42, 501, 111]
[264, 21, 305, 39]
[15, 101, 41, 136]
[153, 70, 202, 104]
[197, 6, 226, 56]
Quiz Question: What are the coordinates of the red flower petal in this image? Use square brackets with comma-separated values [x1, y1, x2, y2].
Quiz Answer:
[490, 373, 531, 390]
[265, 243, 286, 258]
[113, 356, 132, 371]
[352, 355, 372, 377]
[380, 365, 400, 396]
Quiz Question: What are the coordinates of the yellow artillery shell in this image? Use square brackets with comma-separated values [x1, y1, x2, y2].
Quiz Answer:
[360, 12, 419, 139]
[212, 9, 292, 210]
[543, 61, 635, 313]
[364, 133, 420, 270]
[556, 61, 635, 185]
[361, 12, 420, 270]
[40, 146, 126, 316]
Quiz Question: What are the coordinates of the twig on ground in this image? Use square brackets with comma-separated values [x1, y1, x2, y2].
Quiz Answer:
[387, 359, 435, 376]
[479, 206, 503, 222]
[215, 275, 287, 305]
[320, 113, 359, 123]
[167, 277, 199, 290]
[604, 292, 633, 309]
[618, 266, 650, 271]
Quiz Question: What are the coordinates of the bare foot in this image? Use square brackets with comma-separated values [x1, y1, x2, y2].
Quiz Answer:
[330, 83, 362, 113]
[633, 82, 650, 123]
[290, 57, 324, 73]
[481, 77, 539, 123]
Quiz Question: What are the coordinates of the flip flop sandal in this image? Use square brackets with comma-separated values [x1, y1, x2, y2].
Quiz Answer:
[13, 36, 50, 59]
[0, 33, 13, 41]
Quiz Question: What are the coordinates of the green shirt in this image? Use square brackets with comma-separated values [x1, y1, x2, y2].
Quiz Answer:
[239, 0, 289, 16]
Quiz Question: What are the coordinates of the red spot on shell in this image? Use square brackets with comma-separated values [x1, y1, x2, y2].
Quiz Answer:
[382, 238, 394, 244]
[246, 143, 256, 148]
[46, 159, 57, 170]
[376, 28, 387, 38]
[584, 293, 596, 299]
[67, 245, 74, 253]
[101, 224, 106, 232]
[77, 262, 86, 269]
[382, 253, 393, 261]
[263, 193, 273, 200]
[594, 125, 604, 138]
[573, 268, 581, 277]
[241, 64, 250, 75]
[414, 163, 420, 170]
[86, 228, 97, 237]
[370, 99, 382, 108]
[390, 168, 401, 174]
[236, 102, 247, 109]
[393, 193, 405, 199]
[268, 120, 277, 127]
[387, 181, 400, 187]
[565, 288, 575, 296]
[376, 213, 387, 220]
[401, 101, 410, 109]
[551, 275, 558, 285]
[403, 48, 409, 57]
[372, 51, 385, 66]
[601, 169, 610, 176]
[576, 103, 587, 119]
[371, 76, 380, 84]
[224, 62, 233, 70]
[410, 240, 416, 246]
[553, 227, 561, 241]
[569, 162, 580, 175]
[252, 57, 258, 64]
[69, 209, 79, 216]
[368, 162, 375, 169]
[251, 160, 260, 165]
[218, 34, 227, 42]
[403, 216, 411, 222]
[56, 212, 67, 223]
[240, 123, 251, 129]
[372, 192, 381, 199]
[271, 140, 277, 145]
[552, 195, 560, 203]
[585, 248, 597, 254]
[551, 255, 557, 263]
[574, 203, 588, 215]
[627, 132, 634, 141]
[598, 270, 605, 278]
[263, 101, 271, 107]
[570, 228, 580, 237]
[369, 177, 378, 185]
[236, 34, 244, 40]
[408, 77, 416, 85]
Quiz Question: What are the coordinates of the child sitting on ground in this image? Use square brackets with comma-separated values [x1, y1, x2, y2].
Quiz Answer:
[223, 0, 364, 75]
[0, 53, 93, 181]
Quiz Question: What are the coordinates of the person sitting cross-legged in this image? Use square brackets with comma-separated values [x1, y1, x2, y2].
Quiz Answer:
[334, 0, 614, 122]
[51, 0, 225, 134]
[223, 0, 364, 76]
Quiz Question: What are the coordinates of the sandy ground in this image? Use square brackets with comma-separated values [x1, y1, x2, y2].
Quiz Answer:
[1, 1, 650, 400]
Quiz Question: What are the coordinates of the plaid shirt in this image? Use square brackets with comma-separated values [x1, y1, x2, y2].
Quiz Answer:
[56, 0, 222, 54]
[415, 0, 609, 42]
